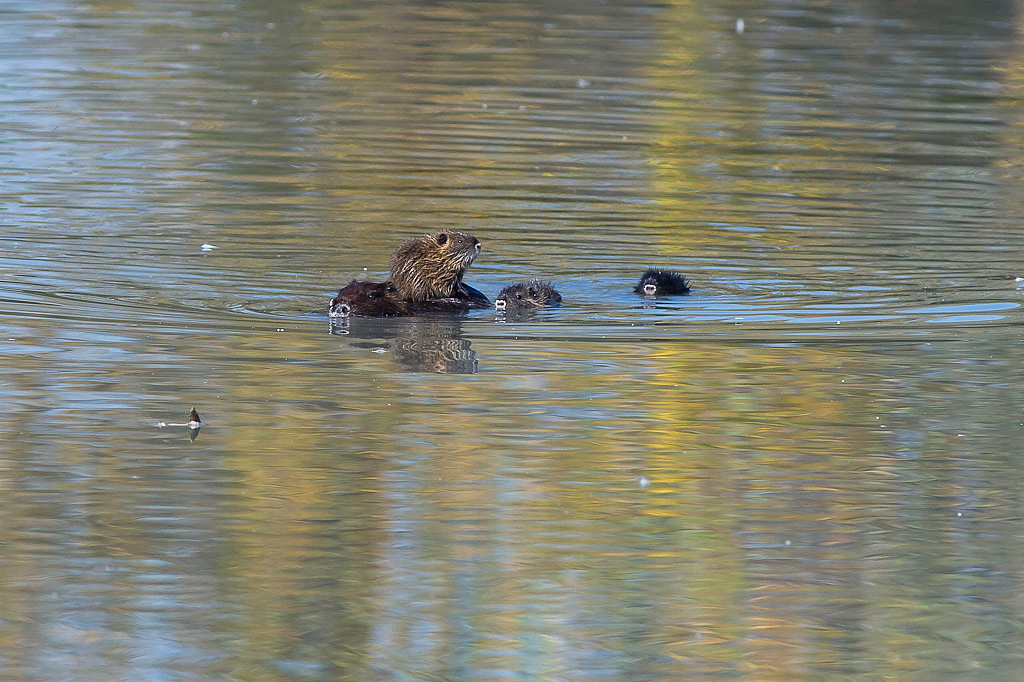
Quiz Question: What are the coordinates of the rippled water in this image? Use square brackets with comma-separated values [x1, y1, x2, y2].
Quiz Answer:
[3, 0, 1024, 679]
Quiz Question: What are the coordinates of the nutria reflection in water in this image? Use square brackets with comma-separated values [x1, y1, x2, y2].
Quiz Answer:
[329, 317, 478, 374]
[389, 324, 478, 373]
[634, 269, 691, 296]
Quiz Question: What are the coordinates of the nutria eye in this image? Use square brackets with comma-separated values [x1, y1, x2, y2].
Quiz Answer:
[436, 233, 448, 246]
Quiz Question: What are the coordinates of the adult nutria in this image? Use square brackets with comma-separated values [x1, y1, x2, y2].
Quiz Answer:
[634, 269, 690, 296]
[328, 279, 489, 317]
[328, 280, 408, 318]
[494, 281, 562, 311]
[389, 230, 482, 301]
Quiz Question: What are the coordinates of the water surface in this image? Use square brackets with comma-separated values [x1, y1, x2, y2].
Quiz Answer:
[3, 0, 1024, 679]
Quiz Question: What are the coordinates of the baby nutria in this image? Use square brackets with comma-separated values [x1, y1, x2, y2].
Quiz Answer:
[328, 280, 408, 318]
[494, 281, 562, 311]
[634, 269, 691, 296]
[389, 230, 482, 301]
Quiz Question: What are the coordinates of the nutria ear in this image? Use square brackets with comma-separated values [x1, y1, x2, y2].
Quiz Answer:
[435, 232, 448, 246]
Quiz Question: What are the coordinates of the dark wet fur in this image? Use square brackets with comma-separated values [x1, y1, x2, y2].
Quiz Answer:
[329, 279, 489, 317]
[408, 282, 490, 314]
[634, 269, 690, 296]
[495, 281, 562, 310]
[456, 282, 490, 308]
[329, 280, 409, 318]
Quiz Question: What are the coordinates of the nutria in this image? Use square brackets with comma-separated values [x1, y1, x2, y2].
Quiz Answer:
[494, 281, 562, 311]
[634, 269, 690, 296]
[389, 230, 482, 301]
[328, 280, 408, 318]
[328, 279, 490, 317]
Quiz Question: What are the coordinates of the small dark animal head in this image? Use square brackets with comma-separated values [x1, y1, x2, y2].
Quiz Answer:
[495, 281, 562, 311]
[634, 269, 690, 296]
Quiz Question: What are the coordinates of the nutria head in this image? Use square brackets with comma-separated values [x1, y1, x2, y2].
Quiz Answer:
[389, 230, 482, 301]
[495, 281, 562, 311]
[634, 269, 690, 297]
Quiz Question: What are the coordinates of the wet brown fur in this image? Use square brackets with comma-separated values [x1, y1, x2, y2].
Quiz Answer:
[389, 231, 481, 301]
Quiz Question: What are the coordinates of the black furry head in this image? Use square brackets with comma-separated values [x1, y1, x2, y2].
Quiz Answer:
[634, 269, 690, 296]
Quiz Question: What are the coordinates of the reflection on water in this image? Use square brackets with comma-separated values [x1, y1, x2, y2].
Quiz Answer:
[3, 0, 1024, 679]
[331, 317, 480, 374]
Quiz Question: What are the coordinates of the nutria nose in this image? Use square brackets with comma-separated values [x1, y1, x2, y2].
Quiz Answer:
[643, 283, 657, 295]
[495, 298, 507, 311]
